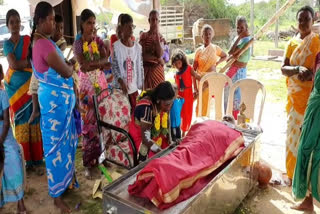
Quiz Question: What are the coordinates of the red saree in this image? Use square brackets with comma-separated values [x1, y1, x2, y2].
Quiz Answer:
[128, 120, 244, 209]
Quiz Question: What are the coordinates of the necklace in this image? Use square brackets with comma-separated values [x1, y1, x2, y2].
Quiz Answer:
[34, 32, 49, 40]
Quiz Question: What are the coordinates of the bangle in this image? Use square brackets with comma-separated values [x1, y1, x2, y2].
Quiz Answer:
[295, 66, 300, 72]
[139, 143, 149, 156]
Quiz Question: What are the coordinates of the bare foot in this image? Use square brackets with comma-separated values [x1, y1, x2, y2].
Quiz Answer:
[54, 197, 72, 214]
[28, 110, 40, 124]
[282, 173, 292, 186]
[17, 199, 27, 213]
[84, 168, 92, 180]
[291, 195, 314, 212]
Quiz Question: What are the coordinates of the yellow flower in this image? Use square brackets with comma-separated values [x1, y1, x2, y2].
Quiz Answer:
[155, 137, 162, 147]
[91, 41, 99, 54]
[94, 83, 100, 89]
[140, 90, 147, 97]
[74, 62, 80, 71]
[154, 114, 160, 131]
[83, 42, 89, 53]
[162, 113, 168, 129]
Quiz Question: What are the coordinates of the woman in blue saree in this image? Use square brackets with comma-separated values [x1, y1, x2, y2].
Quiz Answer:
[30, 2, 77, 213]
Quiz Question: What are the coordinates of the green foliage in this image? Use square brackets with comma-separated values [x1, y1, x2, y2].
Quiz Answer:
[164, 0, 238, 25]
[236, 0, 316, 32]
[96, 12, 113, 26]
[206, 0, 238, 24]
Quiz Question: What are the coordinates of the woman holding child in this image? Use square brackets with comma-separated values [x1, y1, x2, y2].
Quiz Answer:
[73, 9, 111, 178]
[281, 6, 320, 186]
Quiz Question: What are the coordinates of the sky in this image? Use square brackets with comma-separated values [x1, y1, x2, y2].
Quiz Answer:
[228, 0, 269, 5]
[0, 0, 272, 19]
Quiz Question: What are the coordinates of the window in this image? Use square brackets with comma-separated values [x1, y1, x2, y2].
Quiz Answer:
[0, 26, 9, 35]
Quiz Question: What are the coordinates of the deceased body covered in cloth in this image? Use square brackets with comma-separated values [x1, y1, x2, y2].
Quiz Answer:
[128, 120, 245, 209]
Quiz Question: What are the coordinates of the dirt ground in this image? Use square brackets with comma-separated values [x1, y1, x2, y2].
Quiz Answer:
[236, 174, 320, 214]
[0, 58, 317, 214]
[0, 149, 126, 214]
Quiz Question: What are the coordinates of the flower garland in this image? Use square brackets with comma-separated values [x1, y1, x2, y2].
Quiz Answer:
[83, 41, 90, 61]
[83, 40, 100, 61]
[162, 113, 168, 129]
[151, 112, 169, 147]
[91, 41, 100, 60]
[154, 114, 161, 131]
[155, 137, 162, 147]
[82, 39, 101, 94]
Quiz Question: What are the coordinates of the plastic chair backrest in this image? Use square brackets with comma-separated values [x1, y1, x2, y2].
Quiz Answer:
[226, 78, 266, 125]
[198, 72, 232, 120]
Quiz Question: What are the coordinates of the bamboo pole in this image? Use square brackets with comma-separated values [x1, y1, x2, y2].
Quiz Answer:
[275, 0, 280, 48]
[250, 0, 254, 56]
[218, 0, 296, 73]
[255, 0, 296, 39]
[218, 38, 254, 73]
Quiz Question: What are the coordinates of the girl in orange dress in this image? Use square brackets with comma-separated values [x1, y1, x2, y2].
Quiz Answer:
[172, 50, 200, 136]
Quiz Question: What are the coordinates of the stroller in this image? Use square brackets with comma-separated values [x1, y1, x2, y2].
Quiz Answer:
[93, 87, 139, 170]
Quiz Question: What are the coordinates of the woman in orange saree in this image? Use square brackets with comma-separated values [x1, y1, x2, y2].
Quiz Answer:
[193, 24, 227, 116]
[3, 9, 43, 169]
[281, 6, 320, 185]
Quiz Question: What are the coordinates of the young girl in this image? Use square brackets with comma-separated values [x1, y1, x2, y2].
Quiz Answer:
[112, 13, 144, 112]
[170, 84, 184, 142]
[172, 50, 200, 136]
[0, 64, 27, 213]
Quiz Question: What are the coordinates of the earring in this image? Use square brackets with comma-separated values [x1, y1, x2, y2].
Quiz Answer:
[157, 100, 160, 104]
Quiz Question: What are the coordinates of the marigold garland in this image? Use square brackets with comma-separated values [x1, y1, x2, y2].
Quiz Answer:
[83, 41, 90, 61]
[155, 137, 162, 147]
[154, 114, 161, 131]
[162, 113, 168, 129]
[82, 39, 101, 94]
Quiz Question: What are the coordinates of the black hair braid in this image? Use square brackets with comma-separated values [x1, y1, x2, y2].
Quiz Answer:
[27, 1, 53, 61]
[28, 18, 37, 62]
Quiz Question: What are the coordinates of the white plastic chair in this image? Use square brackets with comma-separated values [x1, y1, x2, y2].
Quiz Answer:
[198, 72, 232, 120]
[226, 78, 266, 126]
